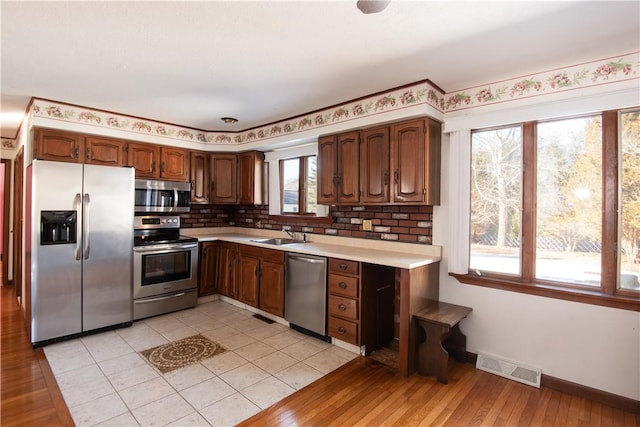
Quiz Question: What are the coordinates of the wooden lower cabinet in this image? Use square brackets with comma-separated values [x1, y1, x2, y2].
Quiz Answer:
[328, 258, 395, 353]
[238, 245, 285, 317]
[198, 242, 219, 297]
[238, 253, 260, 307]
[259, 259, 285, 317]
[217, 242, 239, 299]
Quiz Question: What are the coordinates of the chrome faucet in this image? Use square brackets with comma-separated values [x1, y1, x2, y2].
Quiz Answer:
[285, 230, 297, 240]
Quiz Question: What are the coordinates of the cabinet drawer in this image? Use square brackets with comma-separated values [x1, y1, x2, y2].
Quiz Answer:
[328, 316, 358, 345]
[329, 258, 359, 275]
[328, 295, 358, 320]
[240, 245, 284, 263]
[328, 274, 359, 298]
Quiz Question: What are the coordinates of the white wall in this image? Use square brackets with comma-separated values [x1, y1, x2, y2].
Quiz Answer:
[433, 133, 640, 401]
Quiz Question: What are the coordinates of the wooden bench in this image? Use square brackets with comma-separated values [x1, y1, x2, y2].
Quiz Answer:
[414, 301, 472, 384]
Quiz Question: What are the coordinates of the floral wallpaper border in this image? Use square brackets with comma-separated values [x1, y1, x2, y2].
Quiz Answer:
[31, 81, 444, 147]
[2, 138, 18, 150]
[28, 52, 639, 146]
[444, 52, 639, 112]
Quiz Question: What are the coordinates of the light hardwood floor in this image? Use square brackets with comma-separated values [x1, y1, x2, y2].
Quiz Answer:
[2, 281, 639, 426]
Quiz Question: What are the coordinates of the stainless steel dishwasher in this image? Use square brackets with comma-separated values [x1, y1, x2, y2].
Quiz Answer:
[285, 253, 328, 340]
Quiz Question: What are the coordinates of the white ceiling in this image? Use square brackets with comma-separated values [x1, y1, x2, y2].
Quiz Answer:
[1, 1, 639, 139]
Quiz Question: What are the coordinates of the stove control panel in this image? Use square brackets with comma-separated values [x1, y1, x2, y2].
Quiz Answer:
[134, 215, 180, 229]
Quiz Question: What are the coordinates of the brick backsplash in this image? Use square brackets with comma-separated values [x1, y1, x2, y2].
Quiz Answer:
[181, 204, 433, 244]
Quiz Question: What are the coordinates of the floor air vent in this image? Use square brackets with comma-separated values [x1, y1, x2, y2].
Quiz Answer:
[476, 352, 541, 388]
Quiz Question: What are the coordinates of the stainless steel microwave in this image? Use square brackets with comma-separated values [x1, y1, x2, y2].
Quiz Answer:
[134, 179, 190, 213]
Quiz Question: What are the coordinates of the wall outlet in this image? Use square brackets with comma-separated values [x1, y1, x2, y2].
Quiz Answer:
[363, 219, 372, 231]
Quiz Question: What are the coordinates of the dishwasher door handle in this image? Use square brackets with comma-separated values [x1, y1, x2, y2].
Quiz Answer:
[288, 255, 326, 264]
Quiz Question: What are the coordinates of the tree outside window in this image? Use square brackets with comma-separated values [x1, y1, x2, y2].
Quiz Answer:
[280, 155, 317, 215]
[466, 109, 639, 308]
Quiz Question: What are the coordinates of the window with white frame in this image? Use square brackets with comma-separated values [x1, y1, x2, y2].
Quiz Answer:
[265, 144, 328, 218]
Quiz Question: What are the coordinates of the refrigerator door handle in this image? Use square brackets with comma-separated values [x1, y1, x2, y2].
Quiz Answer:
[74, 193, 82, 260]
[83, 193, 91, 260]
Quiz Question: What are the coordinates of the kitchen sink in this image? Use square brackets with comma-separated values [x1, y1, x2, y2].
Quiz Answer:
[250, 238, 304, 245]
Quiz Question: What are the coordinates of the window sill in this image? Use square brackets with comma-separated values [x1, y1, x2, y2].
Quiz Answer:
[269, 214, 332, 224]
[451, 273, 640, 312]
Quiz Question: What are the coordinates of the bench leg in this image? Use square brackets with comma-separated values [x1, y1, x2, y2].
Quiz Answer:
[417, 321, 451, 384]
[444, 323, 468, 363]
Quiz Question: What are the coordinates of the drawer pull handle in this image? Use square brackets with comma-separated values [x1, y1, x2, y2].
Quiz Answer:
[338, 303, 347, 311]
[338, 282, 347, 289]
[338, 326, 346, 334]
[339, 263, 347, 270]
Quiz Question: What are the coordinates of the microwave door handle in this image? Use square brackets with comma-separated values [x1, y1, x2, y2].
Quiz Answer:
[74, 193, 82, 260]
[174, 188, 179, 210]
[83, 193, 91, 260]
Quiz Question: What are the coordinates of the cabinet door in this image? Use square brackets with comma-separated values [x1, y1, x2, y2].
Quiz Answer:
[190, 151, 210, 203]
[85, 136, 125, 166]
[34, 128, 83, 163]
[391, 119, 426, 203]
[259, 260, 285, 317]
[160, 147, 189, 181]
[317, 135, 337, 204]
[360, 126, 390, 204]
[126, 142, 160, 178]
[210, 154, 238, 204]
[218, 243, 238, 298]
[337, 131, 360, 203]
[238, 255, 260, 307]
[199, 242, 218, 297]
[238, 151, 265, 205]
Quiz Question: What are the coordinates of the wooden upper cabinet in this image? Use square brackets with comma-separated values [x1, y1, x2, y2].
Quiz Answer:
[160, 147, 189, 181]
[126, 144, 188, 181]
[318, 116, 441, 206]
[126, 142, 160, 178]
[317, 132, 360, 204]
[190, 151, 210, 204]
[34, 128, 84, 163]
[360, 126, 390, 204]
[210, 153, 238, 204]
[337, 131, 360, 204]
[85, 136, 125, 166]
[238, 151, 265, 205]
[317, 135, 338, 204]
[391, 118, 441, 205]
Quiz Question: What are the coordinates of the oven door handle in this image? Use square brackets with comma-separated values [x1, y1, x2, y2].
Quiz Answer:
[134, 293, 186, 304]
[133, 243, 198, 253]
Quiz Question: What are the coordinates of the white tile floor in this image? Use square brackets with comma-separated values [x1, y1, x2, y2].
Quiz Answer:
[43, 299, 358, 427]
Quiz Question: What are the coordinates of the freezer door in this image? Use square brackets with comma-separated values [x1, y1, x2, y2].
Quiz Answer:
[82, 164, 134, 331]
[31, 160, 83, 343]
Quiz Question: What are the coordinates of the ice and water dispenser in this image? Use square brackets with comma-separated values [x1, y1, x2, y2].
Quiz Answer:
[40, 211, 77, 245]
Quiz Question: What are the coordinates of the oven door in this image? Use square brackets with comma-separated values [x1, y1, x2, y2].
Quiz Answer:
[133, 242, 198, 299]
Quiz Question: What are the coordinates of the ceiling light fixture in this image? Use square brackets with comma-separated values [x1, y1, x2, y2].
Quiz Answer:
[221, 117, 238, 124]
[356, 0, 390, 14]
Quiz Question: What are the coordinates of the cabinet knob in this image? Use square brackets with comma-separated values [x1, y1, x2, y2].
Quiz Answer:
[86, 146, 91, 160]
[338, 303, 347, 311]
[338, 282, 347, 289]
[338, 326, 346, 334]
[339, 263, 347, 270]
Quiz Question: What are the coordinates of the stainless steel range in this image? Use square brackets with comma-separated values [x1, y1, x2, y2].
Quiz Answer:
[133, 215, 198, 320]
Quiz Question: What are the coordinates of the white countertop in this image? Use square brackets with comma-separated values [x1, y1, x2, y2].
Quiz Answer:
[183, 227, 441, 269]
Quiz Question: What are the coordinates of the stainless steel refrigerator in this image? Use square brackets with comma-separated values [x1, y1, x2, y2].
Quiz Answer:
[28, 159, 134, 345]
